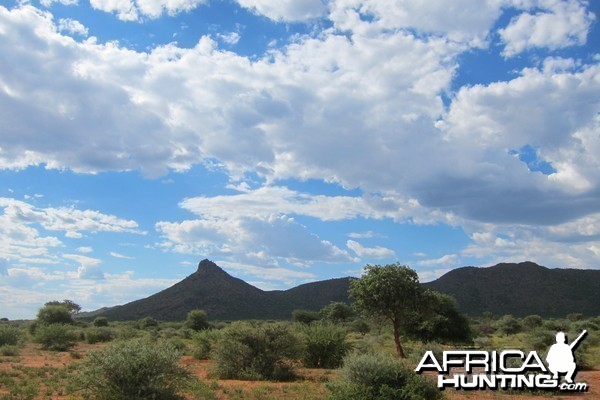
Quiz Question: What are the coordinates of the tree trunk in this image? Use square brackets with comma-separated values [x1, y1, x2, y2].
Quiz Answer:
[392, 319, 405, 358]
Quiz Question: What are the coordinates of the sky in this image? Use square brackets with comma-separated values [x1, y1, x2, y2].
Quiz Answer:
[0, 0, 599, 320]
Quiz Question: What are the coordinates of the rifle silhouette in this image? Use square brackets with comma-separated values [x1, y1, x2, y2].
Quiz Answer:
[569, 330, 587, 350]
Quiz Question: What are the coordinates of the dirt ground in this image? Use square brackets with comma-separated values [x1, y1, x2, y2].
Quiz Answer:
[1, 342, 599, 399]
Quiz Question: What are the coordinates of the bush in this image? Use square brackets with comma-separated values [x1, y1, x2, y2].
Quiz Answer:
[495, 314, 521, 335]
[320, 302, 355, 323]
[349, 319, 371, 335]
[185, 310, 209, 331]
[328, 352, 442, 400]
[300, 322, 350, 369]
[0, 344, 19, 356]
[292, 309, 321, 324]
[93, 317, 109, 327]
[522, 315, 544, 330]
[85, 327, 115, 344]
[211, 321, 302, 381]
[36, 305, 74, 325]
[139, 316, 159, 330]
[192, 329, 221, 360]
[77, 338, 191, 400]
[34, 324, 78, 351]
[0, 324, 21, 346]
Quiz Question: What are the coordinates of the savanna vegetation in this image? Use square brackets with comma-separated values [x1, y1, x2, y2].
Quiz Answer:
[1, 264, 599, 400]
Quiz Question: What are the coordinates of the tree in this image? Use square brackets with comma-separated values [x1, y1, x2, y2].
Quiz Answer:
[44, 300, 81, 316]
[184, 309, 209, 331]
[320, 302, 354, 323]
[404, 291, 472, 343]
[37, 304, 74, 326]
[349, 263, 424, 358]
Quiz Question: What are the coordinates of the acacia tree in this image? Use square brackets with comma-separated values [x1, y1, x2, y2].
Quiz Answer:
[349, 263, 424, 358]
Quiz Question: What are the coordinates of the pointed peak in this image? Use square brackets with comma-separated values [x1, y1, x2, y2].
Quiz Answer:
[197, 259, 226, 274]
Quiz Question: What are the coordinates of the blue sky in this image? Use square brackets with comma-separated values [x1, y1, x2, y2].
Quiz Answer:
[0, 0, 599, 319]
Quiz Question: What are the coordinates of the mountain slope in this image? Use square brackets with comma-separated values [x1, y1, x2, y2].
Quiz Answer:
[423, 261, 600, 317]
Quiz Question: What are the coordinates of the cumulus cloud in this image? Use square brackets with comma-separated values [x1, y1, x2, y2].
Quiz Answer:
[346, 240, 396, 259]
[417, 254, 459, 267]
[58, 18, 89, 37]
[180, 186, 424, 222]
[235, 0, 326, 22]
[499, 0, 595, 57]
[156, 214, 354, 266]
[89, 0, 206, 21]
[1, 1, 599, 274]
[41, 0, 78, 7]
[0, 197, 142, 267]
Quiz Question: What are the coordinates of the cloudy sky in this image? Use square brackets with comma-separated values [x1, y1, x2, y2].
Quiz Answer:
[0, 0, 598, 319]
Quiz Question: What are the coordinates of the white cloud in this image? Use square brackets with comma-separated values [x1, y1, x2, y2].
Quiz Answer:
[156, 213, 354, 266]
[417, 254, 459, 267]
[76, 246, 93, 253]
[217, 32, 241, 45]
[0, 197, 142, 271]
[346, 239, 395, 259]
[348, 231, 382, 239]
[40, 0, 78, 7]
[220, 260, 316, 286]
[89, 0, 206, 21]
[180, 186, 423, 222]
[235, 0, 326, 22]
[77, 265, 105, 279]
[110, 251, 135, 259]
[89, 0, 139, 21]
[499, 0, 595, 57]
[58, 18, 89, 37]
[328, 0, 504, 45]
[0, 2, 599, 272]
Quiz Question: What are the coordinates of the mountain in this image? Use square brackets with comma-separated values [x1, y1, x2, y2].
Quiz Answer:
[96, 259, 353, 321]
[94, 260, 599, 322]
[423, 261, 600, 317]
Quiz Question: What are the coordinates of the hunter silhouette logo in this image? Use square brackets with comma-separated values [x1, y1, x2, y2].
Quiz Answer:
[546, 330, 587, 384]
[416, 329, 589, 392]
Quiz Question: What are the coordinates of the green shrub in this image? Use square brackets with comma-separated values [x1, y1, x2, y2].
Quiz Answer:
[349, 319, 371, 335]
[93, 316, 109, 327]
[34, 324, 78, 351]
[192, 329, 221, 360]
[0, 324, 21, 346]
[211, 321, 302, 381]
[85, 327, 115, 344]
[36, 304, 74, 325]
[0, 344, 19, 356]
[328, 352, 442, 400]
[291, 309, 321, 324]
[495, 314, 521, 335]
[300, 322, 350, 368]
[522, 315, 544, 330]
[185, 310, 209, 331]
[77, 338, 191, 400]
[139, 316, 159, 330]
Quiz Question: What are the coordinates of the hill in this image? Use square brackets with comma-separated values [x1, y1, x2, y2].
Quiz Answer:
[96, 259, 353, 321]
[423, 261, 600, 317]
